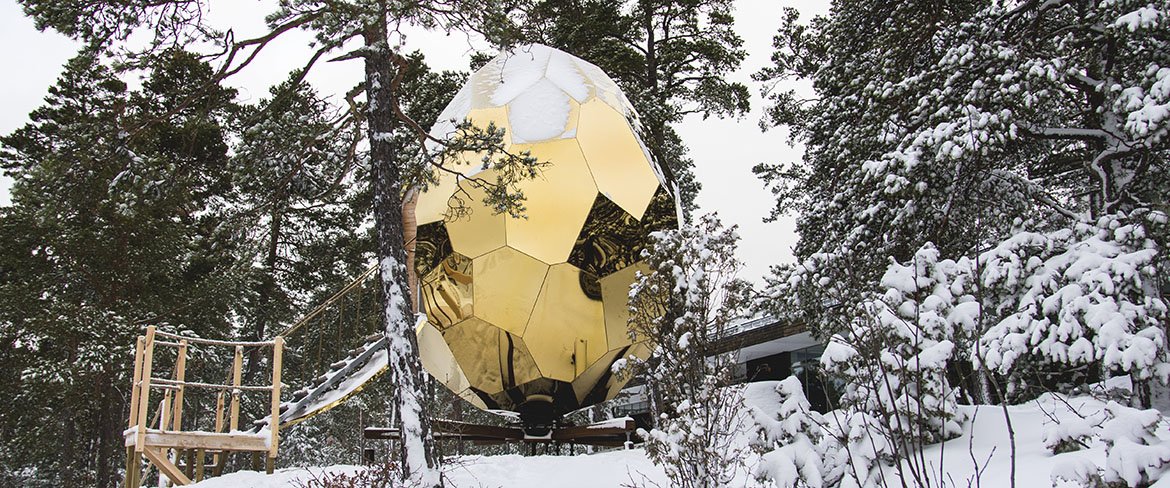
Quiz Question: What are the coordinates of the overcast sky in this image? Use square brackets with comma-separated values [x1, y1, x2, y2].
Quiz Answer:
[0, 0, 829, 285]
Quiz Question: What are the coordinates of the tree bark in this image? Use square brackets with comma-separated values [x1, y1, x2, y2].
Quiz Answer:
[363, 21, 438, 485]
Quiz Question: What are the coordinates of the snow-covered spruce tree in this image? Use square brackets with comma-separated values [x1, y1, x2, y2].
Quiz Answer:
[619, 214, 753, 488]
[751, 376, 893, 488]
[975, 215, 1169, 403]
[825, 245, 970, 444]
[1052, 401, 1170, 488]
[758, 0, 1170, 404]
[782, 245, 971, 487]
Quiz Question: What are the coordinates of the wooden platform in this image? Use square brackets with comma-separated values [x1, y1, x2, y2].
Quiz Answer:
[124, 326, 284, 487]
[125, 428, 271, 452]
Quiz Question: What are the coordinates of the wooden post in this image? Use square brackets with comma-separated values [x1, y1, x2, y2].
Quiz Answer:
[126, 336, 146, 488]
[172, 340, 188, 432]
[135, 326, 156, 453]
[225, 345, 243, 473]
[129, 337, 145, 428]
[194, 449, 205, 482]
[211, 389, 225, 470]
[268, 336, 284, 473]
[159, 392, 171, 433]
[213, 390, 226, 433]
[229, 346, 243, 432]
[184, 449, 195, 479]
[159, 390, 172, 487]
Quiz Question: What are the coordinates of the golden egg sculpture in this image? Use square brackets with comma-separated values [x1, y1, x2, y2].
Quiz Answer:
[413, 44, 679, 430]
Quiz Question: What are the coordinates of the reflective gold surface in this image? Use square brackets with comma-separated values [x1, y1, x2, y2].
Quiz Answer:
[413, 44, 678, 419]
[418, 252, 473, 329]
[599, 262, 652, 348]
[525, 263, 606, 382]
[417, 321, 473, 393]
[444, 317, 543, 394]
[506, 139, 597, 264]
[570, 346, 625, 404]
[575, 100, 662, 220]
[444, 170, 508, 259]
[471, 247, 548, 336]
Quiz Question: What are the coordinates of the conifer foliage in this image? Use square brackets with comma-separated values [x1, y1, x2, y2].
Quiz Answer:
[760, 0, 1169, 399]
[622, 214, 754, 488]
[754, 1, 1170, 485]
[0, 50, 247, 487]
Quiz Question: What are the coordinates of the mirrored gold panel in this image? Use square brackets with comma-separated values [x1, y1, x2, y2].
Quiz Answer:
[457, 388, 488, 410]
[505, 139, 598, 264]
[443, 317, 542, 395]
[568, 187, 679, 282]
[575, 100, 662, 219]
[415, 174, 459, 226]
[570, 346, 626, 404]
[419, 253, 473, 330]
[417, 321, 473, 393]
[524, 264, 607, 382]
[445, 170, 508, 259]
[466, 107, 514, 147]
[599, 262, 652, 348]
[414, 223, 453, 278]
[603, 342, 652, 400]
[471, 247, 548, 336]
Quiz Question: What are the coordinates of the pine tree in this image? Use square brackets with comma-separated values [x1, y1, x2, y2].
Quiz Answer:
[0, 50, 246, 487]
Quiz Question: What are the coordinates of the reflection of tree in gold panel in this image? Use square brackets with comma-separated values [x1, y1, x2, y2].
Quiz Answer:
[415, 222, 452, 275]
[418, 254, 472, 330]
[569, 186, 679, 300]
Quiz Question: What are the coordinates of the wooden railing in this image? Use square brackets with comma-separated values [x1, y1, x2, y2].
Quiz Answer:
[124, 325, 284, 487]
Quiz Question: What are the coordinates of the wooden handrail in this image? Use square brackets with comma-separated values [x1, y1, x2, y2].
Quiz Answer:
[153, 330, 277, 348]
[172, 340, 187, 433]
[278, 264, 377, 338]
[150, 378, 276, 391]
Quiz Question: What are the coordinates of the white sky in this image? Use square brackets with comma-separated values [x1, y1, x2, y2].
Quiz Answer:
[0, 0, 829, 285]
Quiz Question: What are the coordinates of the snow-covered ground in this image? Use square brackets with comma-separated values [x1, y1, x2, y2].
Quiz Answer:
[189, 450, 666, 487]
[189, 380, 1170, 487]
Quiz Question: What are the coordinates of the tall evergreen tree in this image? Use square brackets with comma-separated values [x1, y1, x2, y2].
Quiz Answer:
[0, 50, 245, 487]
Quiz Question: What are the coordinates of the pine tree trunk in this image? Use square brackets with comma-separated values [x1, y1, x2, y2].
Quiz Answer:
[362, 23, 438, 486]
